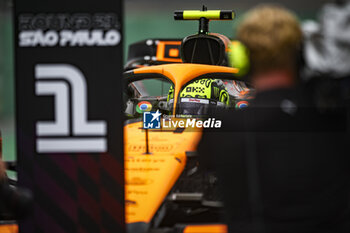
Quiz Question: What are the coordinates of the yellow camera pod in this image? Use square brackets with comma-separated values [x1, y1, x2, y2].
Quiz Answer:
[174, 10, 235, 21]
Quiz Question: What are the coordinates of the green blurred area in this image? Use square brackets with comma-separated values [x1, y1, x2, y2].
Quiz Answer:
[0, 3, 318, 179]
[0, 10, 15, 178]
[124, 12, 238, 56]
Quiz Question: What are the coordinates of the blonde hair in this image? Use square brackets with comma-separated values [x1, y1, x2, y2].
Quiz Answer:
[237, 4, 302, 73]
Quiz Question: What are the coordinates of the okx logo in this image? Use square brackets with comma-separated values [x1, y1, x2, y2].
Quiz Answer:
[143, 110, 161, 129]
[35, 64, 107, 153]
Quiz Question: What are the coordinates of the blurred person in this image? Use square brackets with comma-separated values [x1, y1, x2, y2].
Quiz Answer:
[302, 0, 350, 129]
[198, 4, 350, 233]
[0, 158, 33, 219]
[0, 132, 32, 219]
[302, 1, 350, 80]
[0, 159, 33, 220]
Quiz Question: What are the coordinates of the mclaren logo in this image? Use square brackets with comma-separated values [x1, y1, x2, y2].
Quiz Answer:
[35, 64, 107, 153]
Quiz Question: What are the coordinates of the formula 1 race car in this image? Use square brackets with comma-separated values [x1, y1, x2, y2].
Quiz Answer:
[124, 7, 251, 233]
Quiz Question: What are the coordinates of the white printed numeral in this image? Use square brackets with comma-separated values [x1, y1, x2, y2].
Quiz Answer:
[35, 64, 107, 153]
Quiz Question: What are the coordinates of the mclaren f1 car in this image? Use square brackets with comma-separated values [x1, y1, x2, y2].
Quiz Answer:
[124, 7, 251, 233]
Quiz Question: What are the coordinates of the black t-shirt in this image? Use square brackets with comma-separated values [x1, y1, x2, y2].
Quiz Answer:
[198, 87, 350, 233]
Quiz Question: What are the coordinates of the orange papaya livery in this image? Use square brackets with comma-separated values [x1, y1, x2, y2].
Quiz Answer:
[0, 224, 19, 233]
[156, 41, 182, 63]
[125, 64, 242, 232]
[183, 224, 228, 233]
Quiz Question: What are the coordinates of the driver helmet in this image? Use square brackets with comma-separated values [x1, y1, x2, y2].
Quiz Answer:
[167, 78, 229, 116]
